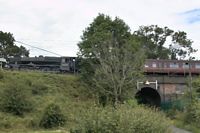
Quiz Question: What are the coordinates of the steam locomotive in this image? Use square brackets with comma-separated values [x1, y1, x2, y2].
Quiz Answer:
[5, 56, 78, 72]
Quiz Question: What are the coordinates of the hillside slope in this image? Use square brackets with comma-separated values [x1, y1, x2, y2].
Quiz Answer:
[0, 70, 92, 132]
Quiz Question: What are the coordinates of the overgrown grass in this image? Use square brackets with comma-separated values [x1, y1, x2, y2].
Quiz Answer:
[0, 70, 171, 133]
[0, 70, 92, 132]
[173, 119, 200, 133]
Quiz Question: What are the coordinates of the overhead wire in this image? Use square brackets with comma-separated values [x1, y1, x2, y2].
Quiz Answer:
[15, 40, 62, 57]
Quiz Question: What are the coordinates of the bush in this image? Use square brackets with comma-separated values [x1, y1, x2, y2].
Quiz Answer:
[0, 83, 32, 116]
[184, 98, 200, 128]
[125, 99, 138, 108]
[70, 105, 171, 133]
[39, 103, 66, 128]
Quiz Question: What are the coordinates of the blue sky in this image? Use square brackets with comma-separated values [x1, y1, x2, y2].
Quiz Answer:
[0, 0, 200, 59]
[183, 8, 200, 24]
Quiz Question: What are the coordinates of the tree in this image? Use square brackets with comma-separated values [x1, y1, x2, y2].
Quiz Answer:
[78, 14, 145, 105]
[78, 14, 131, 58]
[91, 34, 145, 105]
[0, 31, 29, 58]
[78, 14, 132, 84]
[134, 25, 196, 59]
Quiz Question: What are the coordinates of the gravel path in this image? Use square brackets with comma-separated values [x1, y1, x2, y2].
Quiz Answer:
[171, 126, 192, 133]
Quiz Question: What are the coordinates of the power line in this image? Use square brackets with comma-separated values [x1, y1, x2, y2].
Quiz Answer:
[15, 40, 62, 57]
[17, 39, 80, 44]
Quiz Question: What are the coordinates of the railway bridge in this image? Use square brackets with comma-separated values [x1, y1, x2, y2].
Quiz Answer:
[136, 59, 200, 106]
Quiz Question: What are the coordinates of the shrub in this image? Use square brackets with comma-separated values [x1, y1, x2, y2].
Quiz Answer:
[184, 98, 200, 128]
[70, 105, 171, 133]
[39, 103, 66, 128]
[125, 99, 138, 108]
[0, 83, 32, 116]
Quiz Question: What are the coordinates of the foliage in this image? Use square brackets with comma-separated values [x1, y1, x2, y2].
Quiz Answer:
[78, 13, 132, 84]
[78, 14, 145, 105]
[78, 13, 131, 59]
[134, 25, 196, 59]
[93, 38, 144, 105]
[125, 99, 138, 108]
[0, 82, 32, 116]
[39, 103, 66, 128]
[184, 98, 200, 128]
[181, 77, 200, 128]
[0, 31, 29, 58]
[70, 105, 171, 133]
[0, 70, 89, 131]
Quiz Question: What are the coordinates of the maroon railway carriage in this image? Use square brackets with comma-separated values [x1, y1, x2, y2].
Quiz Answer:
[144, 59, 200, 75]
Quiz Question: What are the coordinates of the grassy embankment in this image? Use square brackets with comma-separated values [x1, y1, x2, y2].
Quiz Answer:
[0, 70, 92, 133]
[0, 70, 171, 133]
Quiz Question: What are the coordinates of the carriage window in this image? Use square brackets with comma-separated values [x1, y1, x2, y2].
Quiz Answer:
[164, 63, 167, 68]
[170, 62, 179, 68]
[195, 63, 200, 69]
[152, 62, 157, 68]
[144, 64, 149, 68]
[159, 63, 162, 68]
[183, 63, 189, 68]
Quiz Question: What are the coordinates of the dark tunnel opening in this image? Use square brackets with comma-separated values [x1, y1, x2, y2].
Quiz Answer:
[135, 87, 161, 107]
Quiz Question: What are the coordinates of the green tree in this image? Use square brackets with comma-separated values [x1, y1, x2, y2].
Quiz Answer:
[78, 14, 144, 105]
[0, 31, 29, 58]
[78, 14, 132, 83]
[91, 35, 144, 105]
[134, 25, 196, 59]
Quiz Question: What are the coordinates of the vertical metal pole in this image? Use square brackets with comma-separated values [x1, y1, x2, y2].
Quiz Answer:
[73, 59, 76, 75]
[156, 80, 158, 90]
[162, 62, 165, 103]
[189, 58, 193, 100]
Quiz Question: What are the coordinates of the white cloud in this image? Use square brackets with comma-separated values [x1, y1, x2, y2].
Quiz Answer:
[0, 0, 200, 58]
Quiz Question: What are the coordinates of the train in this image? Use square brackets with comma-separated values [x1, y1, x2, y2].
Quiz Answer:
[144, 59, 200, 75]
[1, 57, 200, 75]
[3, 56, 78, 72]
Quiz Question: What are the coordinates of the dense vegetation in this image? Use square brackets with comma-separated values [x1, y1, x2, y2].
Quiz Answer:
[0, 70, 171, 133]
[170, 79, 200, 133]
[71, 106, 170, 133]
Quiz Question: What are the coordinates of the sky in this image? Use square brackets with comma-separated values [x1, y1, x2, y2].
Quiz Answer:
[0, 0, 200, 58]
